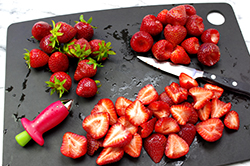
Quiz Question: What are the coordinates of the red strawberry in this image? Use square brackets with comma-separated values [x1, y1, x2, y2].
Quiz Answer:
[224, 110, 240, 130]
[179, 72, 198, 89]
[165, 133, 189, 159]
[117, 116, 138, 135]
[103, 123, 133, 148]
[156, 9, 169, 25]
[178, 123, 196, 146]
[164, 24, 187, 47]
[96, 147, 124, 165]
[189, 87, 214, 110]
[201, 28, 220, 44]
[165, 82, 188, 104]
[74, 15, 96, 41]
[170, 104, 192, 125]
[211, 98, 231, 118]
[159, 91, 175, 107]
[23, 48, 49, 68]
[51, 21, 77, 43]
[140, 14, 163, 36]
[31, 21, 52, 41]
[170, 45, 191, 64]
[154, 117, 180, 135]
[196, 118, 224, 142]
[125, 100, 150, 126]
[136, 84, 159, 105]
[151, 39, 174, 61]
[144, 133, 167, 163]
[147, 101, 170, 119]
[197, 43, 221, 66]
[123, 133, 142, 158]
[46, 71, 72, 98]
[76, 78, 100, 98]
[60, 132, 87, 159]
[86, 133, 103, 156]
[82, 112, 110, 139]
[39, 34, 56, 54]
[48, 52, 69, 73]
[185, 15, 204, 36]
[91, 98, 118, 125]
[197, 101, 212, 121]
[184, 5, 197, 17]
[166, 5, 187, 26]
[204, 83, 224, 99]
[181, 37, 200, 54]
[130, 31, 153, 53]
[115, 96, 133, 117]
[138, 117, 157, 138]
[182, 102, 199, 124]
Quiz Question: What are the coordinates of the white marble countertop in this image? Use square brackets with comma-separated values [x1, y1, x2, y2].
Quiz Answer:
[0, 0, 250, 165]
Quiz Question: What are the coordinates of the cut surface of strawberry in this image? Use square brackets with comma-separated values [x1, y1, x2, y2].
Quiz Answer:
[201, 28, 220, 44]
[197, 101, 212, 121]
[179, 72, 198, 90]
[204, 83, 224, 99]
[165, 82, 188, 104]
[154, 117, 180, 135]
[189, 87, 214, 110]
[138, 117, 157, 138]
[115, 96, 132, 117]
[224, 110, 240, 130]
[170, 104, 192, 125]
[123, 133, 142, 158]
[197, 43, 221, 66]
[136, 84, 159, 105]
[96, 147, 124, 165]
[147, 100, 170, 119]
[170, 45, 191, 65]
[117, 116, 138, 135]
[211, 98, 231, 118]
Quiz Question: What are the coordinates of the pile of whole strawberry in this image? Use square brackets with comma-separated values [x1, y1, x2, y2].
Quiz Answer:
[60, 72, 239, 165]
[130, 4, 221, 66]
[24, 15, 116, 98]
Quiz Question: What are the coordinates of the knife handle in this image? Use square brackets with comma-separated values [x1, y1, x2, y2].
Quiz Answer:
[202, 71, 250, 98]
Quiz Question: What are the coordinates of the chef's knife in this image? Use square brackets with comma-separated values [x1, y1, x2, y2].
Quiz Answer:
[137, 56, 250, 97]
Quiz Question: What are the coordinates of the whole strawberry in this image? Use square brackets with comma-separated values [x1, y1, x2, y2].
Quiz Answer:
[185, 15, 204, 36]
[166, 5, 187, 26]
[140, 14, 163, 36]
[130, 31, 153, 53]
[74, 15, 96, 41]
[23, 48, 49, 68]
[76, 78, 101, 98]
[164, 24, 187, 47]
[48, 52, 69, 73]
[31, 21, 52, 41]
[151, 39, 173, 61]
[40, 34, 56, 54]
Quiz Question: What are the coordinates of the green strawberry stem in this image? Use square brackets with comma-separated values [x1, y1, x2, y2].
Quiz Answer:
[71, 44, 92, 61]
[45, 76, 68, 98]
[86, 57, 104, 69]
[49, 20, 63, 48]
[23, 49, 31, 68]
[93, 40, 116, 61]
[76, 15, 97, 29]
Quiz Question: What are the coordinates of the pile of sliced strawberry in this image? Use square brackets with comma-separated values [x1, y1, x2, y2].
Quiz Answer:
[130, 4, 221, 67]
[24, 14, 116, 98]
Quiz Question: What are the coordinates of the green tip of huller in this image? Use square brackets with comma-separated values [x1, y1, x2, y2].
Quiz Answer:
[15, 130, 32, 147]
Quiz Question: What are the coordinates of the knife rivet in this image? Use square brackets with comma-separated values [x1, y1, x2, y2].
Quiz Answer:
[211, 74, 216, 80]
[232, 81, 238, 87]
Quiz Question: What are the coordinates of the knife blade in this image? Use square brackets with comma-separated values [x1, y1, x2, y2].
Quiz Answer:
[137, 56, 250, 98]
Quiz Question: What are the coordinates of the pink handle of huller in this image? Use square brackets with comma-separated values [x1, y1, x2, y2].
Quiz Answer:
[21, 100, 69, 146]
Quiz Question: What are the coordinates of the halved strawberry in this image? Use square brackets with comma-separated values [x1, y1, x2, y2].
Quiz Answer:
[125, 100, 150, 126]
[136, 84, 159, 105]
[123, 133, 142, 158]
[170, 104, 192, 125]
[224, 110, 240, 130]
[117, 116, 138, 135]
[182, 102, 198, 124]
[197, 101, 212, 121]
[178, 123, 196, 146]
[165, 133, 189, 159]
[138, 117, 157, 138]
[103, 123, 133, 148]
[196, 118, 224, 142]
[115, 96, 132, 117]
[86, 133, 103, 156]
[147, 101, 170, 119]
[211, 98, 231, 118]
[159, 91, 175, 107]
[60, 132, 87, 159]
[189, 87, 214, 110]
[179, 72, 198, 90]
[82, 112, 110, 139]
[154, 117, 180, 135]
[165, 82, 188, 104]
[204, 83, 224, 99]
[96, 147, 124, 165]
[170, 45, 191, 65]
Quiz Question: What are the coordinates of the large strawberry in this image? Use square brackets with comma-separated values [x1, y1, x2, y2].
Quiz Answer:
[197, 43, 221, 66]
[48, 52, 69, 73]
[76, 78, 100, 98]
[23, 48, 49, 68]
[31, 21, 52, 41]
[74, 15, 96, 41]
[164, 24, 187, 47]
[166, 5, 187, 26]
[140, 14, 163, 36]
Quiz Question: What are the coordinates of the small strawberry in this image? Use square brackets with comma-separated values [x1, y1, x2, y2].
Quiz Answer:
[48, 52, 69, 73]
[60, 132, 87, 159]
[140, 14, 163, 36]
[45, 71, 72, 98]
[117, 116, 138, 135]
[197, 43, 221, 66]
[138, 117, 157, 138]
[211, 98, 231, 118]
[159, 91, 175, 107]
[201, 28, 220, 44]
[224, 110, 240, 130]
[74, 15, 96, 41]
[23, 48, 49, 68]
[144, 133, 167, 163]
[31, 21, 52, 41]
[178, 123, 196, 146]
[156, 9, 169, 25]
[164, 24, 187, 47]
[123, 133, 142, 158]
[170, 104, 192, 125]
[130, 31, 153, 53]
[204, 83, 224, 99]
[39, 34, 56, 54]
[96, 147, 124, 165]
[147, 101, 170, 119]
[184, 4, 197, 17]
[86, 133, 103, 156]
[189, 87, 214, 110]
[165, 82, 188, 104]
[151, 39, 174, 61]
[170, 45, 191, 65]
[196, 118, 224, 142]
[166, 5, 187, 26]
[154, 117, 180, 135]
[115, 96, 133, 117]
[181, 37, 200, 54]
[136, 84, 159, 105]
[197, 101, 212, 121]
[76, 78, 100, 98]
[179, 72, 198, 89]
[185, 15, 204, 36]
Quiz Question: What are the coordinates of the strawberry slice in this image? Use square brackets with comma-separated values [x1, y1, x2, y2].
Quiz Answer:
[103, 123, 133, 148]
[224, 110, 240, 130]
[179, 72, 198, 90]
[196, 118, 224, 142]
[115, 96, 132, 117]
[165, 133, 189, 159]
[182, 102, 198, 124]
[147, 100, 170, 119]
[86, 133, 103, 156]
[136, 84, 159, 105]
[178, 123, 196, 146]
[154, 117, 180, 135]
[204, 83, 224, 99]
[144, 133, 167, 163]
[165, 82, 188, 104]
[125, 100, 150, 126]
[138, 117, 157, 138]
[159, 91, 175, 107]
[189, 87, 214, 110]
[123, 133, 142, 158]
[197, 101, 212, 121]
[91, 98, 118, 125]
[82, 112, 110, 139]
[60, 132, 87, 159]
[211, 98, 231, 118]
[170, 104, 192, 125]
[117, 116, 138, 135]
[96, 147, 124, 165]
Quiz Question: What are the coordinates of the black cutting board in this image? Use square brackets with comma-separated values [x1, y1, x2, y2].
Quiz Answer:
[3, 3, 250, 166]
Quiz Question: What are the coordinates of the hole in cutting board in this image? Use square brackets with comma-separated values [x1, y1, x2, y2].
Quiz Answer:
[207, 11, 225, 25]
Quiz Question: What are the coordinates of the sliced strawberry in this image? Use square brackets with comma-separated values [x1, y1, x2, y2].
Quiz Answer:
[115, 96, 132, 117]
[154, 117, 180, 135]
[197, 101, 212, 121]
[179, 72, 198, 90]
[165, 133, 189, 159]
[189, 87, 214, 110]
[125, 100, 150, 126]
[91, 98, 118, 125]
[96, 147, 124, 165]
[165, 82, 188, 104]
[117, 116, 138, 135]
[178, 123, 196, 146]
[147, 101, 170, 119]
[136, 84, 159, 105]
[86, 133, 103, 156]
[138, 117, 157, 138]
[159, 91, 175, 107]
[211, 98, 231, 118]
[196, 118, 224, 142]
[103, 123, 133, 148]
[123, 133, 142, 158]
[224, 110, 240, 130]
[182, 102, 198, 124]
[60, 132, 87, 159]
[204, 83, 224, 99]
[82, 112, 110, 139]
[170, 45, 191, 65]
[144, 133, 167, 163]
[170, 104, 192, 125]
